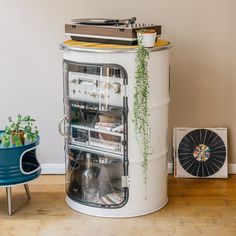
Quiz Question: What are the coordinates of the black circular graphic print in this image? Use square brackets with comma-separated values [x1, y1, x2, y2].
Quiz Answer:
[178, 129, 226, 177]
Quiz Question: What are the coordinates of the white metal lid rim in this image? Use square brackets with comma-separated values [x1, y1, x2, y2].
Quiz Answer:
[60, 42, 172, 53]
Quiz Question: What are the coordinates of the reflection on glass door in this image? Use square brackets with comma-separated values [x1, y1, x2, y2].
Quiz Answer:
[66, 145, 128, 207]
[63, 62, 129, 208]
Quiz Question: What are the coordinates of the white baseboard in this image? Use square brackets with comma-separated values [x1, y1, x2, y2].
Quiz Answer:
[40, 163, 236, 175]
[229, 164, 236, 174]
[168, 163, 173, 174]
[41, 164, 65, 174]
[168, 163, 236, 175]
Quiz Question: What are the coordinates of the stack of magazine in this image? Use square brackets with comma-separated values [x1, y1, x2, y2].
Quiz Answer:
[95, 122, 123, 133]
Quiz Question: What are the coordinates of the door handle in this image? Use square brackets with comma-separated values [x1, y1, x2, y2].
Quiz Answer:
[58, 116, 69, 138]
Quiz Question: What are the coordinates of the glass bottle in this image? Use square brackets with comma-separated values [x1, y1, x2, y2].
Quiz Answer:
[81, 153, 99, 203]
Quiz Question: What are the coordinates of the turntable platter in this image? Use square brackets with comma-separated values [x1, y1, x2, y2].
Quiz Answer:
[72, 18, 121, 26]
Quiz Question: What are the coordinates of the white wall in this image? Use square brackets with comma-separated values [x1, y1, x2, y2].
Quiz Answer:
[0, 0, 235, 168]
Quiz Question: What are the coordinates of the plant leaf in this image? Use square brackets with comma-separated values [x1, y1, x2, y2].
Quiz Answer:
[2, 139, 10, 147]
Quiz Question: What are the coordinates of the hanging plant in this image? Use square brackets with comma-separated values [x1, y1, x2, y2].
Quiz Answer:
[133, 31, 152, 184]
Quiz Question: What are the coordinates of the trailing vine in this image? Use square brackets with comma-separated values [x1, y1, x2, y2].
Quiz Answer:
[133, 32, 152, 184]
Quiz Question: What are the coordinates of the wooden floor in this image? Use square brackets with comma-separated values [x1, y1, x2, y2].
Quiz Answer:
[0, 175, 236, 236]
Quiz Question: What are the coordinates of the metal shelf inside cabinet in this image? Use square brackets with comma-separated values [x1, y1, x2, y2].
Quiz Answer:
[68, 144, 124, 160]
[69, 139, 124, 156]
[70, 124, 123, 136]
[67, 150, 122, 165]
[66, 99, 124, 111]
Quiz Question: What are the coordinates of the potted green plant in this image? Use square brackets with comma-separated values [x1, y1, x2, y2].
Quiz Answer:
[133, 31, 153, 184]
[137, 29, 157, 48]
[1, 114, 39, 147]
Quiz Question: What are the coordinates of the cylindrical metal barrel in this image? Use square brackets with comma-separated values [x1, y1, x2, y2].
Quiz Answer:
[62, 41, 171, 217]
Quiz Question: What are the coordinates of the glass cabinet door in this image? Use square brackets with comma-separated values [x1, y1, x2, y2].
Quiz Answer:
[65, 145, 128, 208]
[63, 62, 129, 208]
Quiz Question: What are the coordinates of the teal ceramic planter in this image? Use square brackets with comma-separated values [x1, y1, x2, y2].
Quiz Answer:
[0, 131, 41, 186]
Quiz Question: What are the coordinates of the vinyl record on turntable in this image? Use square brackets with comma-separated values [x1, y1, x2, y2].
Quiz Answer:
[72, 18, 120, 25]
[72, 17, 137, 26]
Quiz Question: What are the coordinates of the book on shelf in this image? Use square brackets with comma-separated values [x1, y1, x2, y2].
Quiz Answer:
[95, 122, 121, 132]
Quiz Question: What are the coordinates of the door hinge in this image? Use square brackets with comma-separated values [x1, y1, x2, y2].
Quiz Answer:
[64, 63, 68, 72]
[121, 176, 130, 187]
[123, 85, 129, 97]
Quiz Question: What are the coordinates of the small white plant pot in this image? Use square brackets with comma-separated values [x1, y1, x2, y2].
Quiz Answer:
[137, 32, 157, 47]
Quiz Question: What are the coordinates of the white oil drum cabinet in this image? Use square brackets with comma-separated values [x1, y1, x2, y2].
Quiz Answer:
[59, 40, 171, 217]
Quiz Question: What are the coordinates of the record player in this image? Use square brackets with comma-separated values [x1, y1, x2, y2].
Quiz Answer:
[65, 17, 161, 45]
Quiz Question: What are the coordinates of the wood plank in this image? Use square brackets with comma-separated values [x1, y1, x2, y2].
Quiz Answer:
[0, 175, 236, 236]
